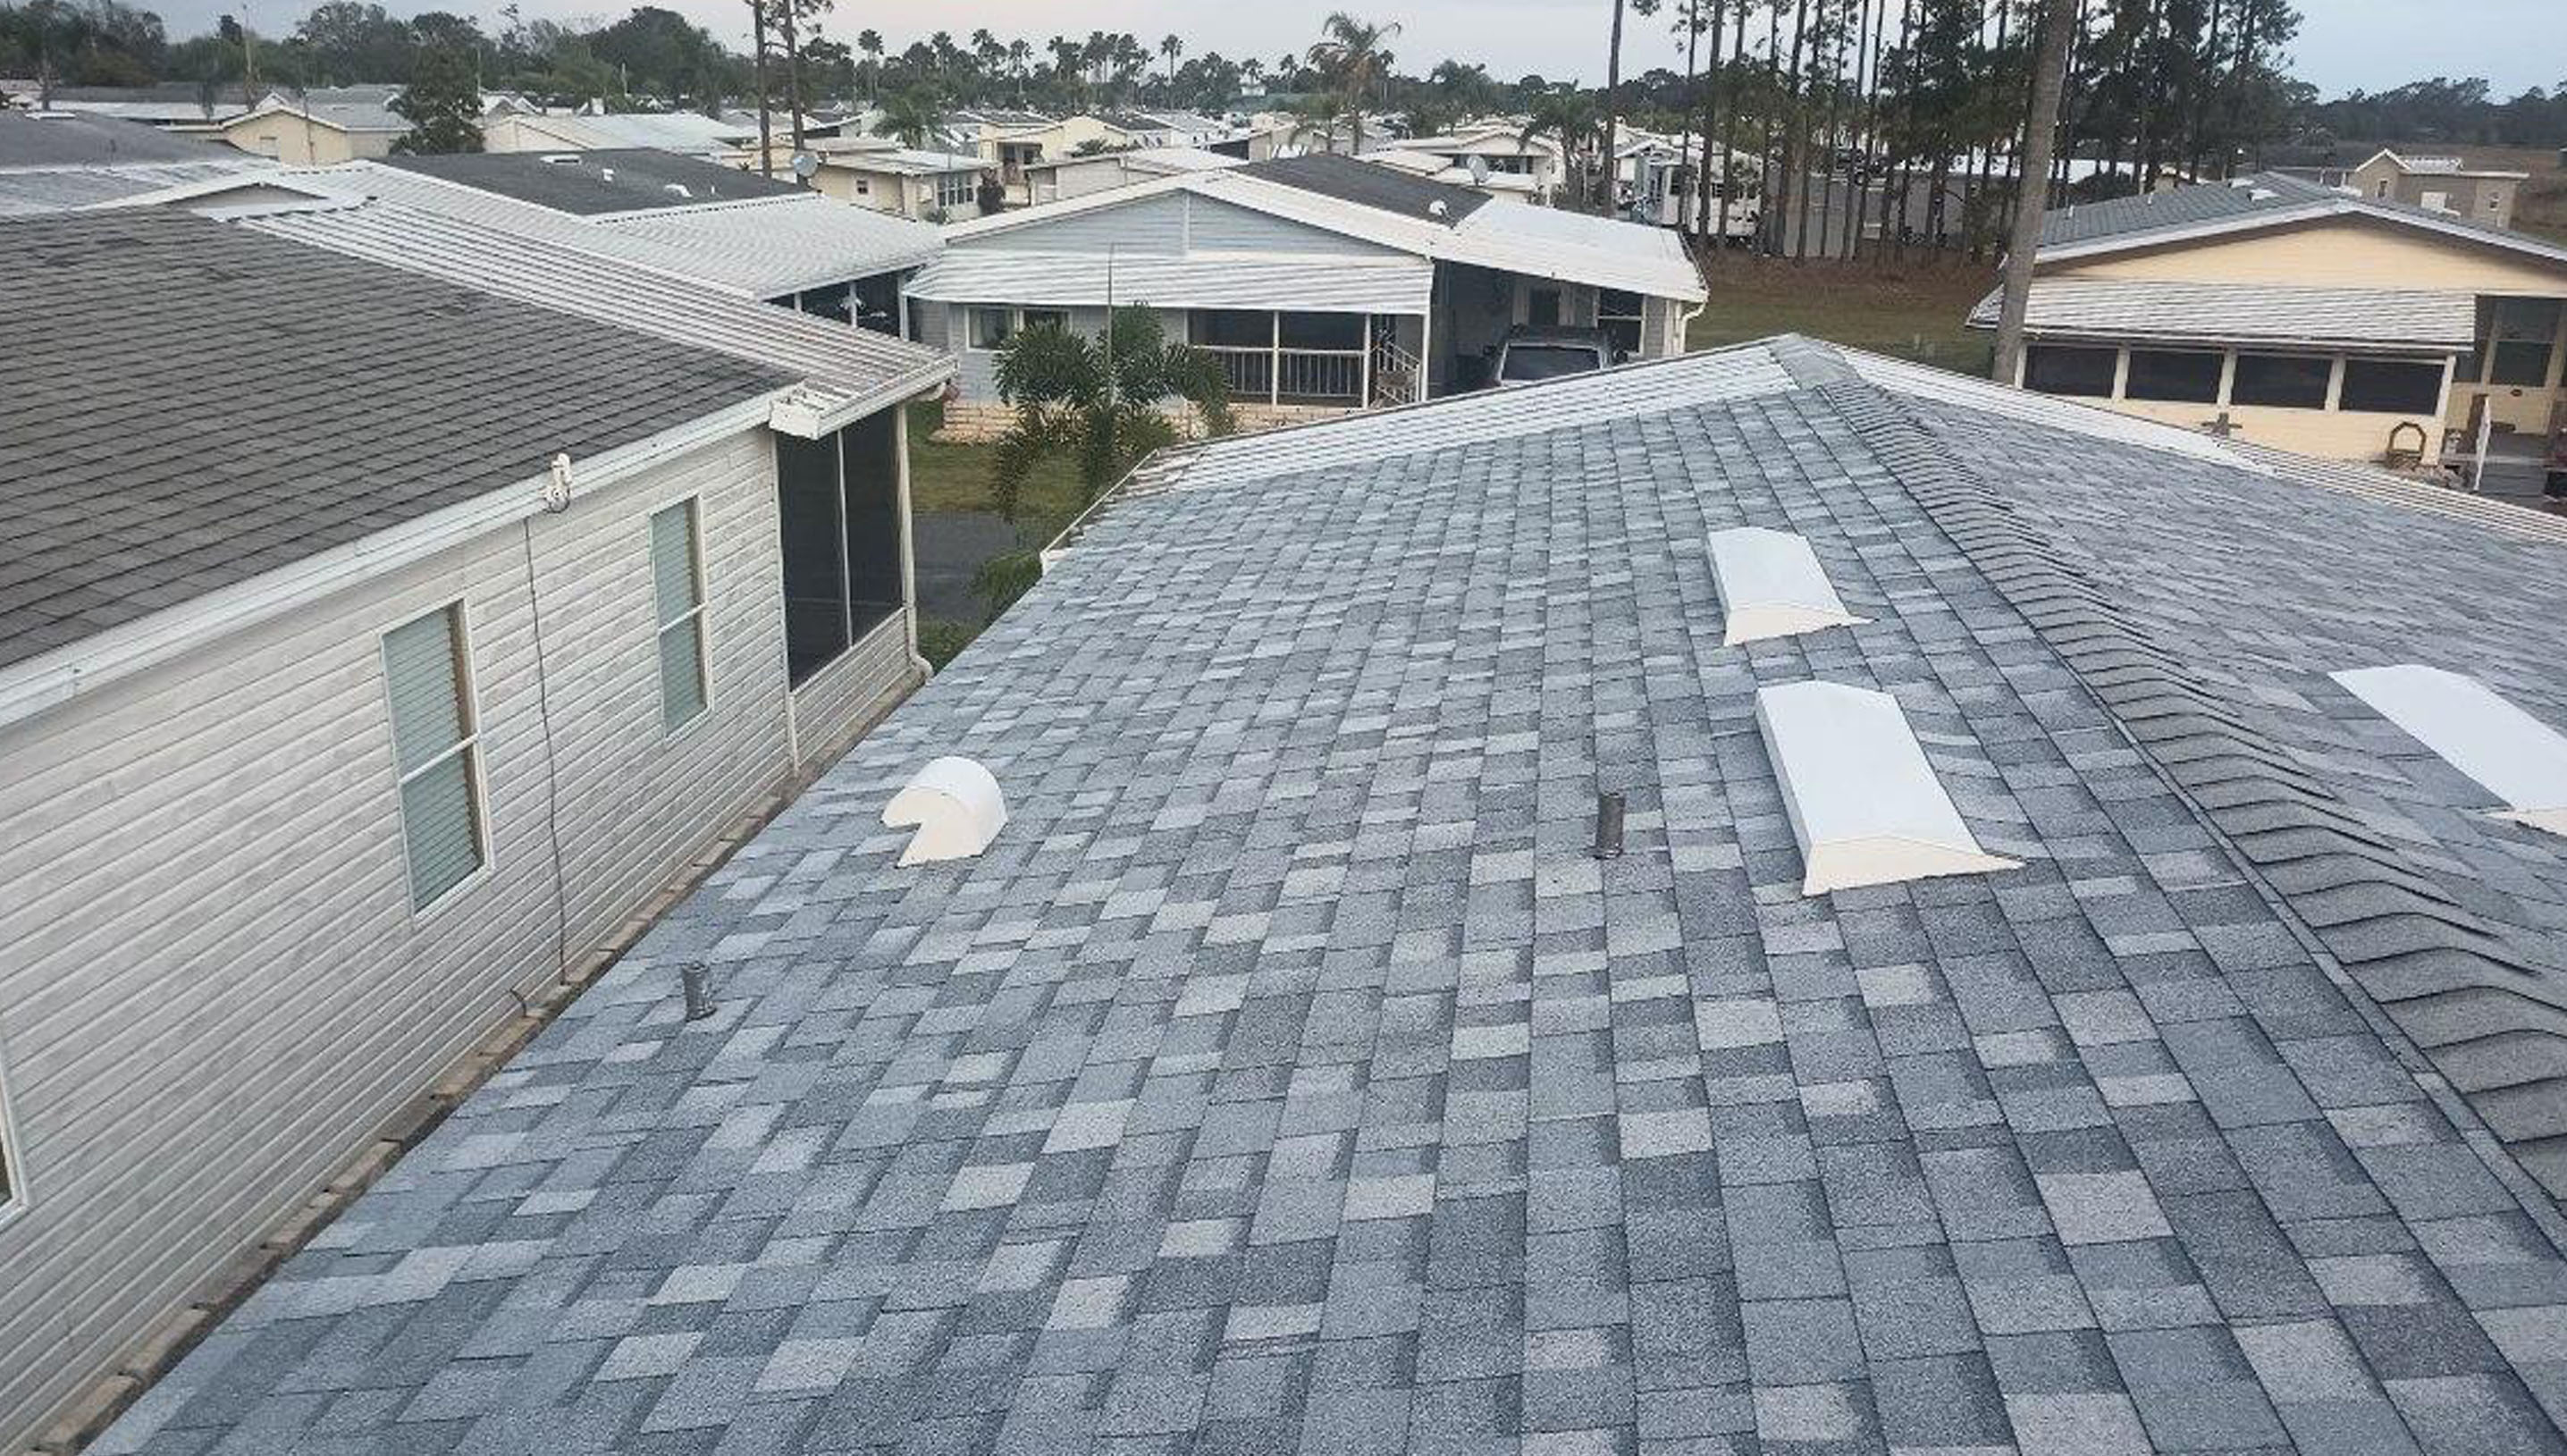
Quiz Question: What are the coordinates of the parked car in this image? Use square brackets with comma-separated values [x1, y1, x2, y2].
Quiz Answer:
[1492, 326, 1623, 386]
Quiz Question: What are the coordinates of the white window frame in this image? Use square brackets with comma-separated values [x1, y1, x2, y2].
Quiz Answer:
[935, 171, 977, 209]
[383, 600, 491, 917]
[966, 305, 1015, 350]
[0, 1050, 26, 1227]
[652, 497, 712, 734]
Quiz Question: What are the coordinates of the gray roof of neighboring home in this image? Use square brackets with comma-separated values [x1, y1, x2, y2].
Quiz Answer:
[0, 156, 270, 215]
[2040, 172, 2339, 248]
[2040, 170, 2567, 266]
[1241, 150, 1494, 223]
[97, 335, 2567, 1456]
[0, 208, 788, 672]
[1965, 278, 2479, 349]
[324, 160, 943, 294]
[0, 108, 241, 165]
[905, 248, 1433, 313]
[383, 147, 804, 215]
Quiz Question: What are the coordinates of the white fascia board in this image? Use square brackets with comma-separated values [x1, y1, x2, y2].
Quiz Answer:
[0, 394, 785, 733]
[1757, 680, 2022, 896]
[2331, 664, 2567, 836]
[1707, 527, 1868, 645]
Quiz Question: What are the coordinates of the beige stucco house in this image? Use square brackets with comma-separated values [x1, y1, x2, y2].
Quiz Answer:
[808, 139, 995, 222]
[1979, 172, 2567, 492]
[2348, 147, 2529, 231]
[214, 91, 405, 165]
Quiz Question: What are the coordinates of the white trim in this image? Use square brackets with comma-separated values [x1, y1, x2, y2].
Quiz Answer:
[0, 397, 779, 735]
[0, 1031, 27, 1229]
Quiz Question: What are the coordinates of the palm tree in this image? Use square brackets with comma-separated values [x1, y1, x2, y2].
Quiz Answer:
[1597, 0, 1630, 217]
[989, 307, 1233, 521]
[1284, 91, 1353, 154]
[1008, 38, 1031, 104]
[855, 28, 881, 102]
[1241, 57, 1267, 96]
[1520, 88, 1601, 208]
[873, 88, 943, 149]
[1160, 33, 1183, 87]
[1305, 13, 1400, 151]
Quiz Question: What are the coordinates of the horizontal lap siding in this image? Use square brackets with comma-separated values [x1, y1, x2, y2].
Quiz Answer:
[0, 428, 849, 1449]
[790, 612, 919, 771]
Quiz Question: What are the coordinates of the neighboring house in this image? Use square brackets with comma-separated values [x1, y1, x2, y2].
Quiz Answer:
[83, 335, 2567, 1456]
[1975, 171, 2567, 492]
[343, 150, 944, 333]
[910, 153, 1706, 437]
[954, 112, 1216, 205]
[0, 198, 951, 1455]
[1360, 145, 1545, 201]
[478, 108, 768, 161]
[1379, 124, 1569, 200]
[1023, 144, 1241, 205]
[0, 80, 248, 129]
[807, 138, 995, 221]
[0, 108, 266, 207]
[2350, 147, 2529, 231]
[213, 86, 408, 164]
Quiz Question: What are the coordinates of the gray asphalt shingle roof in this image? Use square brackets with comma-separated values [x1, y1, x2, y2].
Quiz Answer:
[97, 339, 2567, 1454]
[1241, 151, 1494, 224]
[2039, 172, 2339, 248]
[0, 108, 242, 165]
[383, 148, 805, 215]
[0, 208, 790, 671]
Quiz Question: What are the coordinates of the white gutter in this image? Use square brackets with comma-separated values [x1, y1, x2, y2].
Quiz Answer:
[0, 394, 779, 733]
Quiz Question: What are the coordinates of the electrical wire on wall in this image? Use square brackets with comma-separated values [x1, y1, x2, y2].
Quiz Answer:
[518, 509, 574, 985]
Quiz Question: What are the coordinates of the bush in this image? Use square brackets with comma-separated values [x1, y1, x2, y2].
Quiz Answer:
[915, 617, 980, 670]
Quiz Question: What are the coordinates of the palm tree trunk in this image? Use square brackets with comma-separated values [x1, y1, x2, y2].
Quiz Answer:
[1816, 0, 1851, 257]
[751, 0, 773, 179]
[1883, 0, 1915, 262]
[1852, 0, 1881, 262]
[1601, 0, 1629, 215]
[781, 2, 806, 157]
[1756, 1, 1782, 253]
[1709, 0, 1742, 245]
[1992, 0, 2075, 383]
[1970, 0, 2007, 260]
[1680, 0, 1704, 236]
[1782, 0, 1810, 258]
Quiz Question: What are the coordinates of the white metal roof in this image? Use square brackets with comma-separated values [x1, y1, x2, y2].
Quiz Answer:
[816, 144, 990, 175]
[318, 161, 940, 295]
[239, 195, 951, 433]
[944, 168, 1706, 303]
[1027, 146, 1242, 177]
[1965, 278, 2478, 349]
[905, 248, 1432, 314]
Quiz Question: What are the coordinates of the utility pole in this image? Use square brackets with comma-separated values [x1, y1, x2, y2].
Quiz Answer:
[1992, 0, 2077, 385]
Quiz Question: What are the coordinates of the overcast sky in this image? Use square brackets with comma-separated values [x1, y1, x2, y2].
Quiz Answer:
[209, 0, 2565, 98]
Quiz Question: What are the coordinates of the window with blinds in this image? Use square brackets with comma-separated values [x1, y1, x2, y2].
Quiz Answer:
[652, 499, 710, 728]
[382, 602, 485, 909]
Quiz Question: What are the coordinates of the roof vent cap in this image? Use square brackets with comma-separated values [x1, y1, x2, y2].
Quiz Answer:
[2331, 664, 2567, 837]
[1757, 681, 2021, 895]
[1708, 526, 1868, 645]
[883, 755, 1009, 864]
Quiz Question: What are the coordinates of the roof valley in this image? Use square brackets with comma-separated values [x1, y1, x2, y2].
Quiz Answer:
[1817, 375, 2567, 1212]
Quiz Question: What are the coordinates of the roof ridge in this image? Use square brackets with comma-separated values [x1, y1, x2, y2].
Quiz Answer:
[1817, 375, 2567, 1210]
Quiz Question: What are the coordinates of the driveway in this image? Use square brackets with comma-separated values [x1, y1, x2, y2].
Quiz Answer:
[912, 509, 1023, 622]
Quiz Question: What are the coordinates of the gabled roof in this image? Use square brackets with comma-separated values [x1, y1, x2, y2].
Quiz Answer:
[223, 92, 406, 135]
[490, 108, 765, 152]
[1240, 152, 1494, 223]
[0, 208, 789, 678]
[383, 147, 803, 215]
[813, 142, 991, 176]
[2039, 171, 2567, 267]
[103, 334, 2567, 1455]
[0, 156, 271, 215]
[2358, 147, 2531, 181]
[906, 248, 1432, 313]
[320, 159, 943, 294]
[0, 108, 243, 165]
[1025, 145, 1242, 177]
[1964, 277, 2479, 350]
[945, 161, 1707, 303]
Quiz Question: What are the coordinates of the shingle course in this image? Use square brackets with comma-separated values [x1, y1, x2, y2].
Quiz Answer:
[98, 341, 2567, 1454]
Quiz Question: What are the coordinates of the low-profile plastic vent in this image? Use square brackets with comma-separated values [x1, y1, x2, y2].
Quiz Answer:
[1708, 527, 1867, 645]
[2331, 664, 2567, 837]
[1756, 680, 2021, 895]
[883, 756, 1009, 864]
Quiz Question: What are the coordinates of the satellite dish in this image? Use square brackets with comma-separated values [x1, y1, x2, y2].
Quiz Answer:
[791, 150, 821, 180]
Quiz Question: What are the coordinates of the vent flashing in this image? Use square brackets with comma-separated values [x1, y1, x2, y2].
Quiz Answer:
[1756, 680, 2021, 895]
[2331, 664, 2567, 836]
[1707, 526, 1868, 645]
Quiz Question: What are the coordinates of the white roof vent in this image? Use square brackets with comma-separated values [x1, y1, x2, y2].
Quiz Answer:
[1756, 681, 2021, 895]
[883, 755, 1009, 865]
[1707, 527, 1867, 645]
[2331, 665, 2567, 836]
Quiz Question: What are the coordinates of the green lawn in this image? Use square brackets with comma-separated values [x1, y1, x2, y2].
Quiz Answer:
[905, 400, 1084, 524]
[1688, 256, 1997, 375]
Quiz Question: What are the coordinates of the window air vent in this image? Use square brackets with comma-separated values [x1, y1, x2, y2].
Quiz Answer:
[1707, 526, 1867, 645]
[1756, 681, 2021, 895]
[2331, 664, 2567, 836]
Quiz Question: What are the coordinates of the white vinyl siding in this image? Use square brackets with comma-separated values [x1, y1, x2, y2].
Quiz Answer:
[652, 500, 710, 728]
[0, 425, 920, 1450]
[382, 603, 484, 909]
